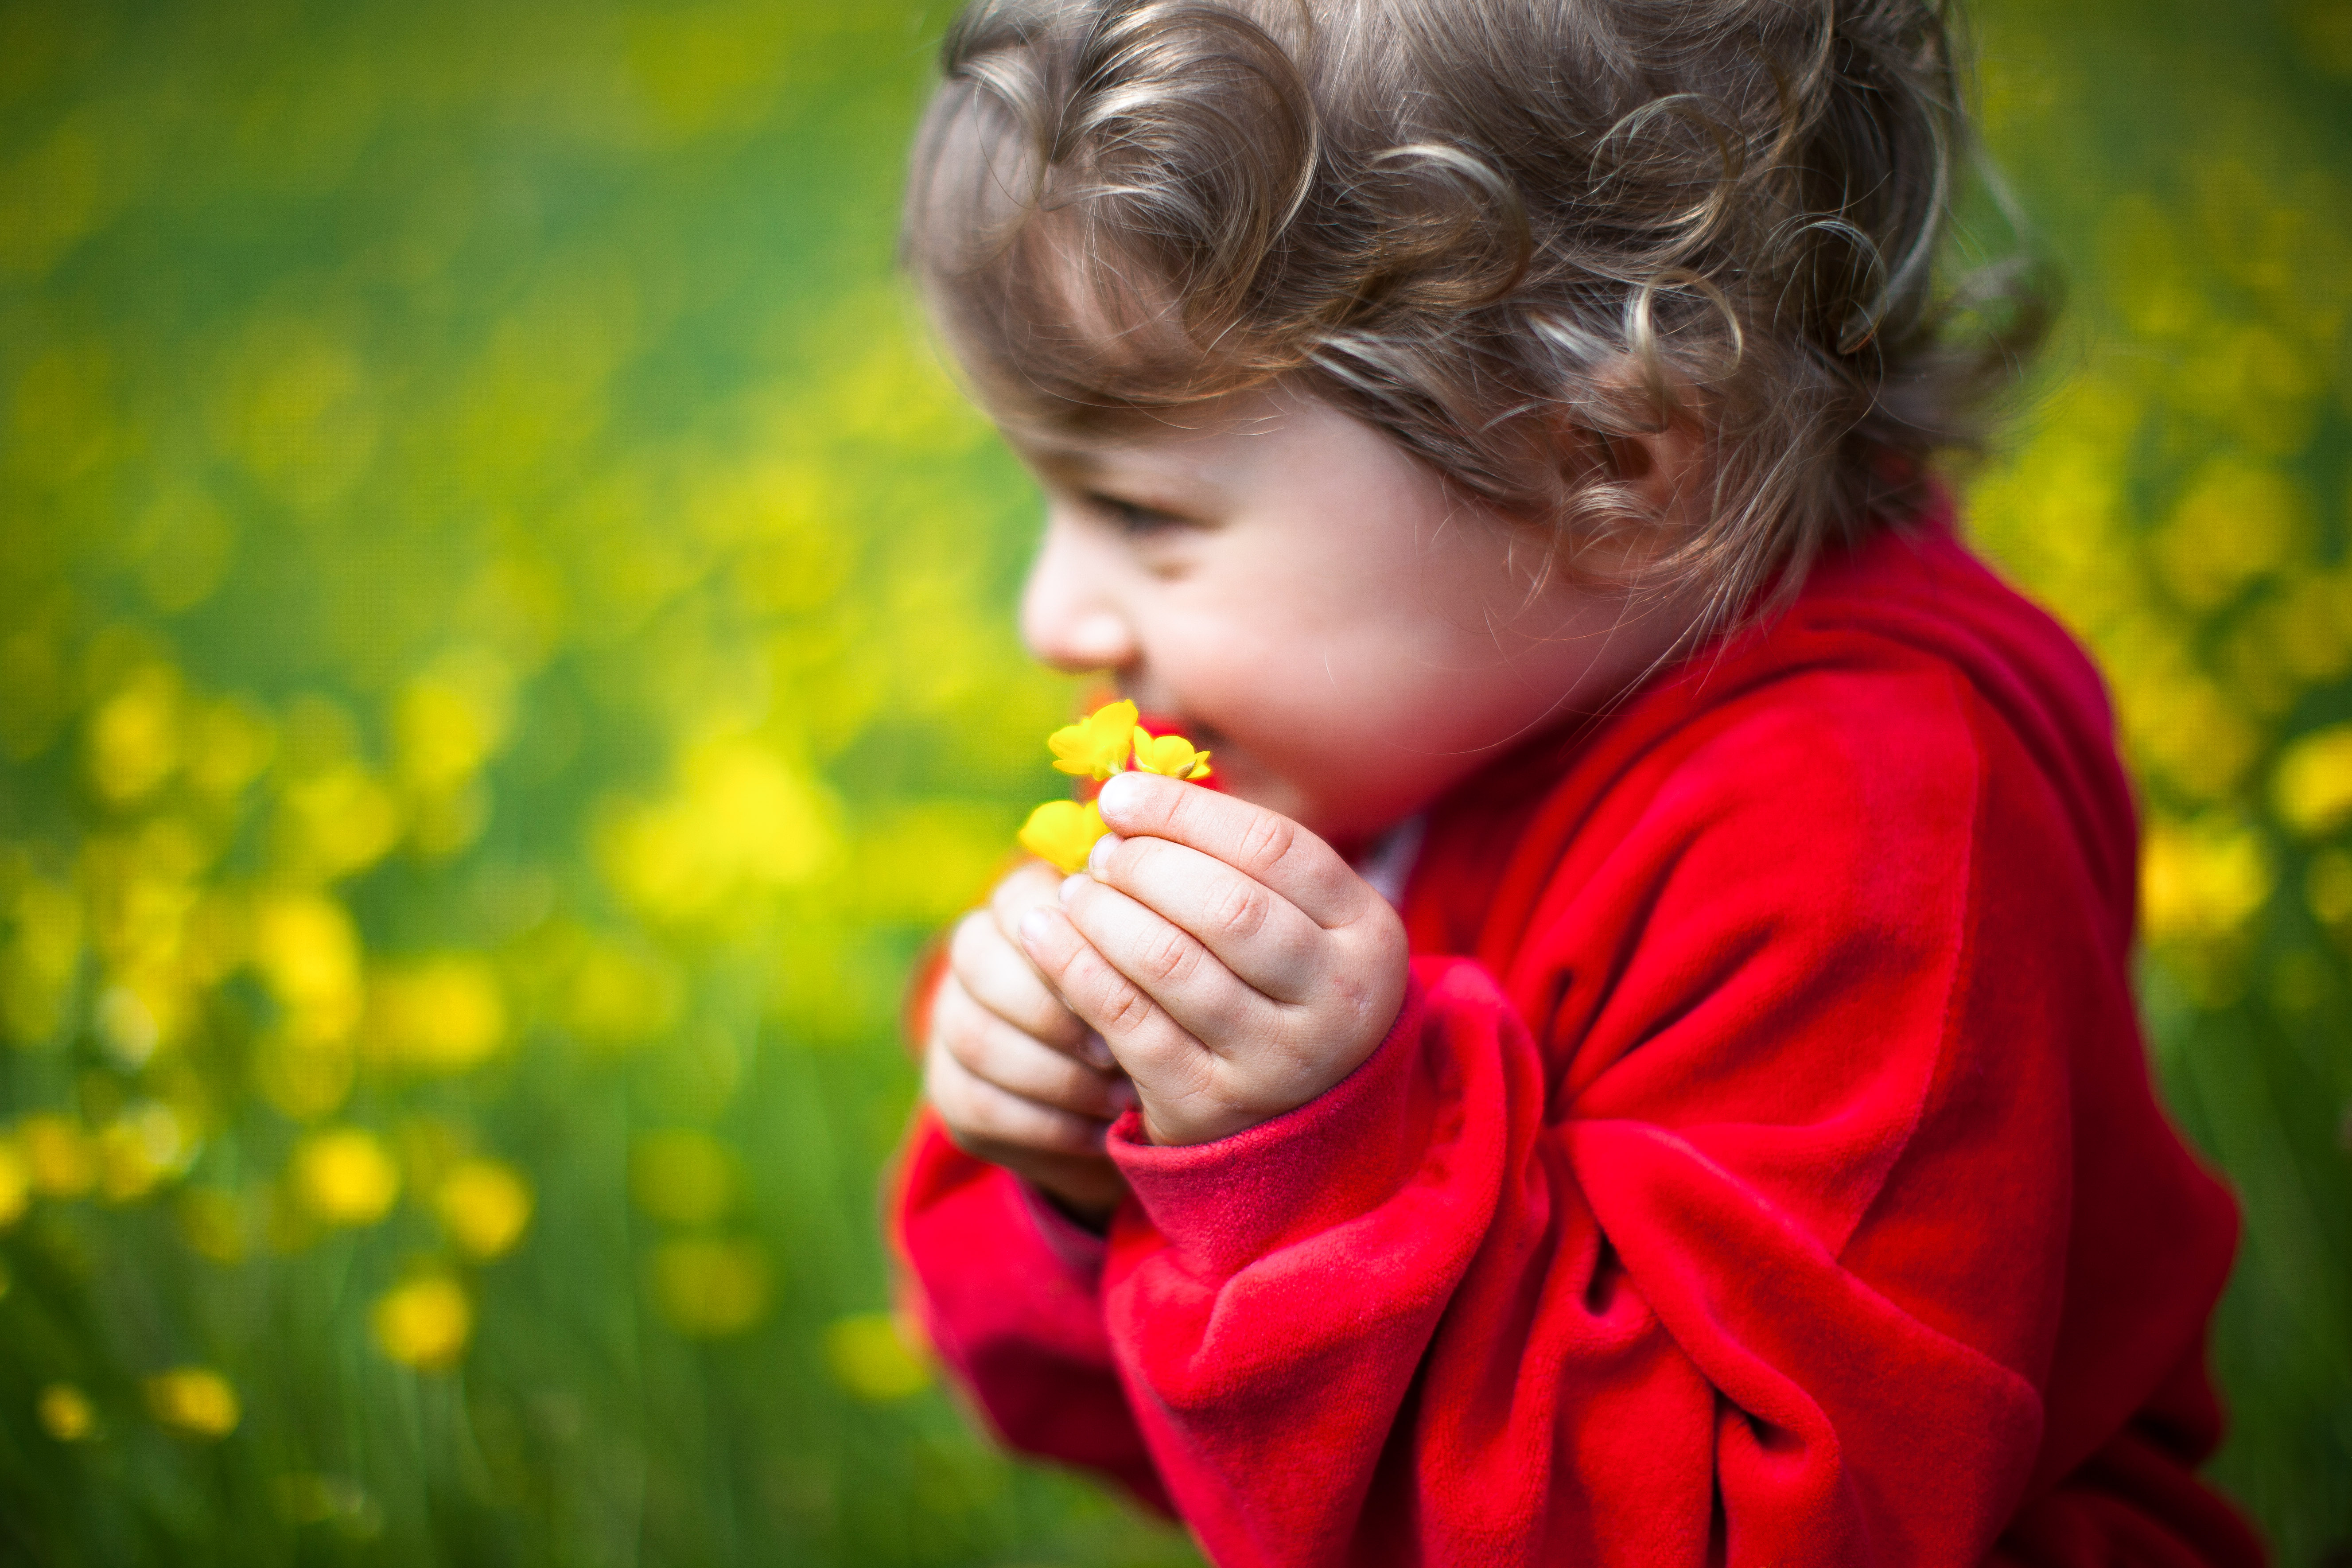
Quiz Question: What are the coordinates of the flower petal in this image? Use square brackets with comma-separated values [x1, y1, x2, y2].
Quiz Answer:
[1017, 799, 1108, 874]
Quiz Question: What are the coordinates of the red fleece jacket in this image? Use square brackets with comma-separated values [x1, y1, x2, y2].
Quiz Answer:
[891, 506, 2264, 1568]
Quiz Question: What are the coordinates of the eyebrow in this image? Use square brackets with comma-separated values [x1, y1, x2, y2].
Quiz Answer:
[1021, 444, 1112, 482]
[1021, 442, 1203, 505]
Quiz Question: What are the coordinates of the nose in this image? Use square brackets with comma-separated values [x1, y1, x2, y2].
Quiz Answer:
[1019, 510, 1138, 674]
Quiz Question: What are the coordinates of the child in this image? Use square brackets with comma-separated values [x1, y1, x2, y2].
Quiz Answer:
[891, 2, 2265, 1563]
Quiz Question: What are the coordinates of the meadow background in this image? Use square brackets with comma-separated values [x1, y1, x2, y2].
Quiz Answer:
[0, 0, 2345, 1562]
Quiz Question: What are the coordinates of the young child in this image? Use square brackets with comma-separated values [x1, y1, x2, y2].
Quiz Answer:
[890, 2, 2265, 1563]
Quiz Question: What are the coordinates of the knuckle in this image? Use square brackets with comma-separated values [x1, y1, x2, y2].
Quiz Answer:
[1236, 812, 1296, 879]
[1103, 979, 1157, 1037]
[927, 1056, 976, 1123]
[1138, 927, 1197, 987]
[1205, 879, 1270, 942]
[941, 1011, 993, 1075]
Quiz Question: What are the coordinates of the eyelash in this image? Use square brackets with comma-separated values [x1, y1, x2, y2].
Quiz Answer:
[1087, 494, 1183, 537]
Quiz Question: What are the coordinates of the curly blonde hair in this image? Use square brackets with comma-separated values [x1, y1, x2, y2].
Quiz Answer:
[904, 0, 2047, 628]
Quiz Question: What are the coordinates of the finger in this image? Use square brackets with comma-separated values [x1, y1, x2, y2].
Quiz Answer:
[1084, 830, 1327, 1003]
[925, 1032, 1109, 1156]
[1045, 879, 1279, 1060]
[990, 859, 1069, 946]
[934, 977, 1135, 1120]
[949, 910, 1089, 1053]
[1019, 904, 1225, 1094]
[1094, 773, 1374, 930]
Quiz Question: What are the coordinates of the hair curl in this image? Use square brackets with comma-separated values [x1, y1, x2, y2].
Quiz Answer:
[904, 0, 2049, 630]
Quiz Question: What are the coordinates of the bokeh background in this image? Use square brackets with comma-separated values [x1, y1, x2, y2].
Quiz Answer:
[0, 0, 2345, 1562]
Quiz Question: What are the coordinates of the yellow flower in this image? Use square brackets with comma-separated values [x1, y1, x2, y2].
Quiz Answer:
[365, 954, 506, 1074]
[1018, 799, 1108, 875]
[0, 1137, 30, 1229]
[146, 1366, 240, 1437]
[38, 1383, 97, 1442]
[290, 1127, 401, 1227]
[435, 1158, 533, 1260]
[1131, 728, 1212, 780]
[648, 1237, 771, 1337]
[2273, 722, 2352, 837]
[1048, 700, 1138, 780]
[2141, 815, 2272, 945]
[371, 1276, 473, 1369]
[629, 1129, 737, 1226]
[96, 1102, 197, 1204]
[19, 1115, 95, 1198]
[823, 1311, 932, 1402]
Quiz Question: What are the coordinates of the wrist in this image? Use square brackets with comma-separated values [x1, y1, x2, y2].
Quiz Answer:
[1027, 1179, 1115, 1234]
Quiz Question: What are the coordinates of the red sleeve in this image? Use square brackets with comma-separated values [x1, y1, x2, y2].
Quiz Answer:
[1080, 660, 2247, 1567]
[891, 1107, 1175, 1515]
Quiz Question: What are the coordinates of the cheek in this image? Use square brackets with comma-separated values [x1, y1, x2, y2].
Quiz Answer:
[1151, 605, 1470, 823]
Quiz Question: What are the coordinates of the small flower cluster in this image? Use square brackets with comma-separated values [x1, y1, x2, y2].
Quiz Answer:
[1017, 701, 1212, 873]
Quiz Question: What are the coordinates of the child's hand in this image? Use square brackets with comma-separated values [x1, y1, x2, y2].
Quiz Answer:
[1020, 773, 1410, 1146]
[924, 860, 1137, 1220]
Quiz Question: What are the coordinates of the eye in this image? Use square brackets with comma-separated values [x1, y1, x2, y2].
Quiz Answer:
[1084, 492, 1187, 537]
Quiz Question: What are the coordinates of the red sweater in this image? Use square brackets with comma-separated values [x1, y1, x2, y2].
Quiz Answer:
[892, 509, 2264, 1568]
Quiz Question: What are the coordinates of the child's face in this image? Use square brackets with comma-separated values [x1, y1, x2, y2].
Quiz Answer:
[1015, 393, 1693, 843]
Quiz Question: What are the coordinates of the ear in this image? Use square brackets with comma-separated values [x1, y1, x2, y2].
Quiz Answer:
[1594, 409, 1708, 528]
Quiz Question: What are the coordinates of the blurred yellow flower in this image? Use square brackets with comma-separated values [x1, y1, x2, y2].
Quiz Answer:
[184, 698, 276, 798]
[250, 892, 364, 1033]
[630, 1129, 737, 1225]
[19, 1114, 95, 1198]
[365, 954, 505, 1074]
[822, 1311, 931, 1402]
[558, 935, 684, 1051]
[272, 1472, 380, 1534]
[290, 1127, 401, 1226]
[37, 1383, 97, 1443]
[392, 655, 513, 795]
[1018, 799, 1107, 875]
[96, 1102, 197, 1203]
[254, 1031, 358, 1122]
[370, 1276, 472, 1369]
[1131, 728, 1212, 780]
[2142, 815, 2273, 945]
[1, 875, 83, 1046]
[1048, 700, 1137, 780]
[2273, 723, 2352, 838]
[435, 1158, 533, 1260]
[2309, 850, 2352, 929]
[145, 1366, 239, 1437]
[0, 1136, 30, 1228]
[177, 1187, 248, 1263]
[86, 665, 183, 803]
[649, 1237, 770, 1338]
[2154, 459, 2308, 610]
[596, 738, 840, 923]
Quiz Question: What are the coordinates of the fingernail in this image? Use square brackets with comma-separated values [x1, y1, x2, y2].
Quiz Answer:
[1059, 873, 1086, 907]
[1097, 771, 1142, 819]
[1081, 1031, 1113, 1069]
[1019, 908, 1051, 944]
[1087, 832, 1123, 877]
